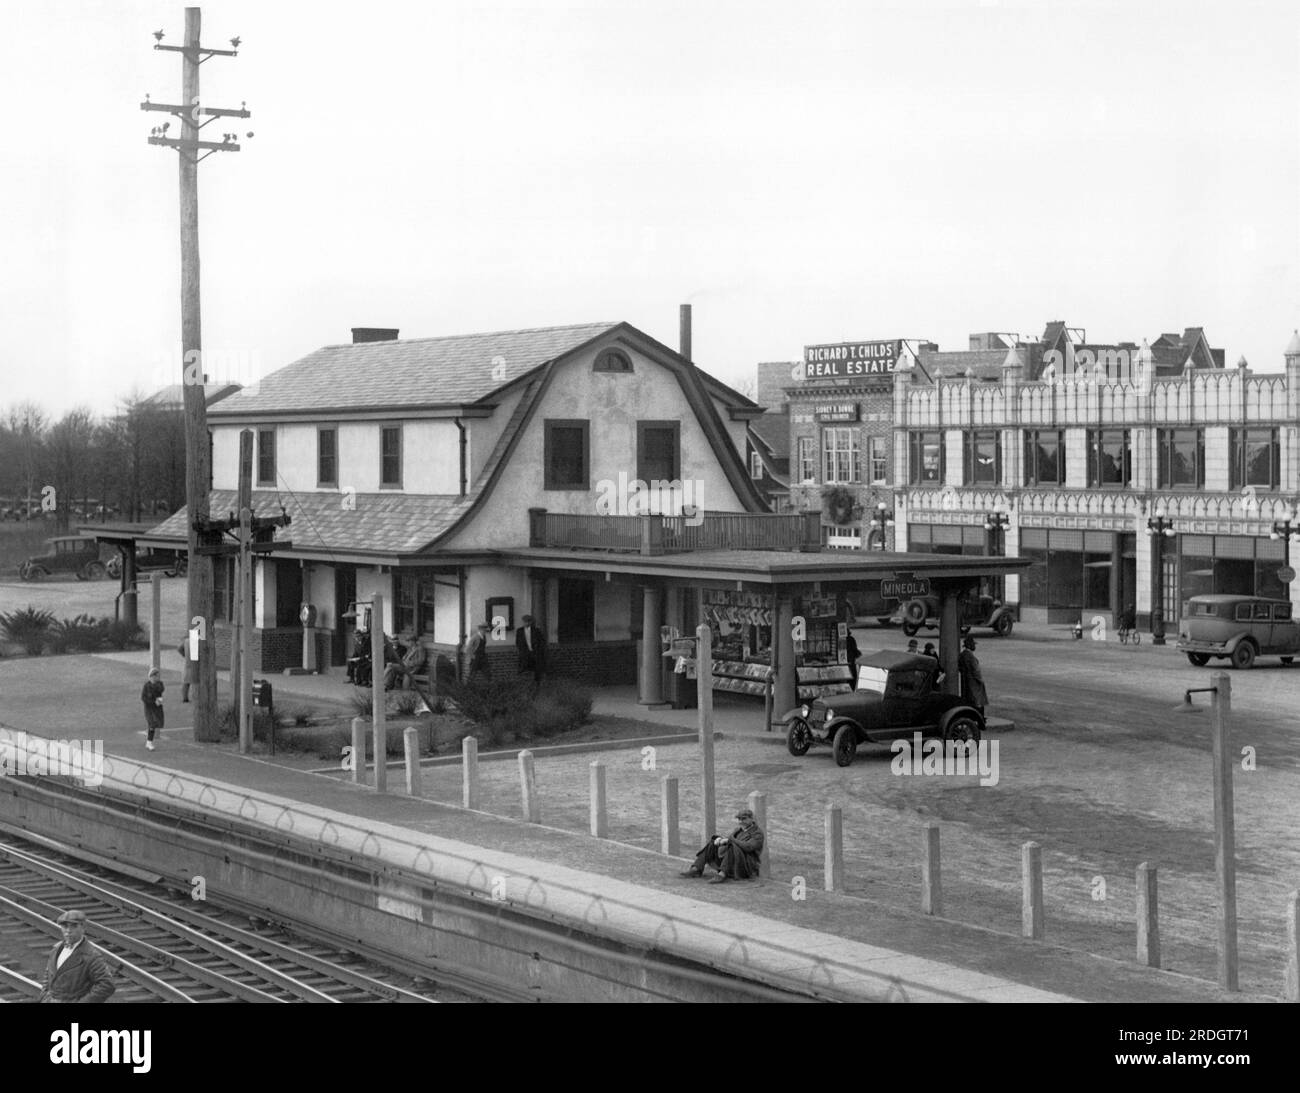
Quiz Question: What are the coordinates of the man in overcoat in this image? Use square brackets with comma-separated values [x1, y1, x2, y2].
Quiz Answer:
[681, 808, 765, 884]
[515, 614, 547, 684]
[39, 909, 115, 1003]
[958, 636, 988, 716]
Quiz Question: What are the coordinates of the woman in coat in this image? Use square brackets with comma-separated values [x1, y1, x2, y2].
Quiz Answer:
[141, 667, 164, 751]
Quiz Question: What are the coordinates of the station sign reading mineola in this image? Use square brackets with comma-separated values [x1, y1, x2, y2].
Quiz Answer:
[802, 339, 901, 380]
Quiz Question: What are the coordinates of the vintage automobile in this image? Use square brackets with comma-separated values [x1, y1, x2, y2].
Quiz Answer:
[840, 587, 900, 627]
[783, 649, 985, 767]
[895, 592, 1016, 638]
[1176, 594, 1300, 669]
[17, 536, 108, 581]
[106, 548, 188, 579]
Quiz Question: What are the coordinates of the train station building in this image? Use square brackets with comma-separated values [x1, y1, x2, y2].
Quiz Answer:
[135, 318, 1024, 709]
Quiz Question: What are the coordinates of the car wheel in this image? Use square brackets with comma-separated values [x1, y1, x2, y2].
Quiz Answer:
[1230, 642, 1256, 670]
[943, 715, 982, 747]
[106, 556, 122, 579]
[1186, 652, 1210, 667]
[903, 600, 927, 625]
[786, 719, 813, 757]
[832, 724, 858, 767]
[20, 564, 45, 582]
[902, 622, 920, 638]
[994, 614, 1013, 637]
[85, 561, 107, 580]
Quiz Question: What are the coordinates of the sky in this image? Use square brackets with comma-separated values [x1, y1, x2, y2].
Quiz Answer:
[2, 0, 1298, 418]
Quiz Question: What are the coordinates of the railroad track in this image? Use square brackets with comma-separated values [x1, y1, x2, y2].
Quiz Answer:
[0, 833, 449, 1003]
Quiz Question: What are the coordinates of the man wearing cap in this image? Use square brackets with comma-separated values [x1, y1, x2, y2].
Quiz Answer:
[681, 807, 765, 884]
[141, 666, 164, 751]
[465, 623, 492, 681]
[515, 614, 547, 685]
[906, 638, 920, 654]
[39, 910, 115, 1003]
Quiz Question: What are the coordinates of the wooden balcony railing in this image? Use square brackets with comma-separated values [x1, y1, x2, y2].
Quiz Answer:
[528, 509, 821, 555]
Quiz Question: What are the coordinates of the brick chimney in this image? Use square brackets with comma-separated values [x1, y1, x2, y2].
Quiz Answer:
[351, 327, 400, 344]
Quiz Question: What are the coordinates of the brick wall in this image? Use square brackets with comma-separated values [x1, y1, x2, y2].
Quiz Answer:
[213, 624, 328, 673]
[459, 640, 637, 685]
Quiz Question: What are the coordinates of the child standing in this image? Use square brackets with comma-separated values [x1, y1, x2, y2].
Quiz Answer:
[142, 667, 165, 751]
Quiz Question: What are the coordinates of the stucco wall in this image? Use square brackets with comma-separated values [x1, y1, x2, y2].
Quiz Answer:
[445, 342, 749, 549]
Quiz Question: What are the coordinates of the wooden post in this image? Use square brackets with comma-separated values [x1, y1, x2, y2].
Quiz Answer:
[748, 791, 768, 878]
[1210, 672, 1238, 991]
[350, 717, 366, 785]
[237, 504, 253, 754]
[149, 571, 162, 671]
[922, 822, 942, 915]
[178, 6, 218, 743]
[661, 775, 680, 856]
[696, 623, 716, 846]
[231, 430, 252, 721]
[1285, 890, 1299, 1002]
[824, 804, 843, 892]
[1136, 862, 1160, 968]
[589, 761, 607, 838]
[462, 735, 479, 809]
[403, 726, 420, 796]
[1022, 841, 1044, 939]
[371, 593, 386, 792]
[519, 750, 539, 823]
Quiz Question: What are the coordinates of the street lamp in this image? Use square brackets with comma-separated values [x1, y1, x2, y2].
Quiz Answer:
[1146, 510, 1176, 645]
[983, 511, 1011, 600]
[1269, 510, 1298, 570]
[870, 500, 895, 552]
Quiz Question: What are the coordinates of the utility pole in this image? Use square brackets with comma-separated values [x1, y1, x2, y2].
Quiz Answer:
[234, 431, 253, 752]
[143, 8, 250, 742]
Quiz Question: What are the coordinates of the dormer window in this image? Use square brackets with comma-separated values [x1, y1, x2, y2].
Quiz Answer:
[593, 349, 633, 373]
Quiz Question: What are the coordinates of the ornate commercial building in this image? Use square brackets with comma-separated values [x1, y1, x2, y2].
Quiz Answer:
[764, 323, 1300, 628]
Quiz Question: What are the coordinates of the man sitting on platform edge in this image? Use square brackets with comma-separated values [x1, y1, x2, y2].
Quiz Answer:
[681, 808, 764, 884]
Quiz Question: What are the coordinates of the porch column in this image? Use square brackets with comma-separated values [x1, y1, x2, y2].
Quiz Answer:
[664, 586, 692, 709]
[938, 586, 961, 696]
[121, 546, 138, 628]
[774, 595, 798, 713]
[529, 574, 548, 635]
[638, 585, 664, 705]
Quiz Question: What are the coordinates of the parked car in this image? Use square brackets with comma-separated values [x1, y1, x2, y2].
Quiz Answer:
[782, 649, 985, 766]
[106, 549, 188, 579]
[841, 587, 900, 627]
[1176, 594, 1300, 669]
[895, 592, 1016, 638]
[18, 536, 109, 581]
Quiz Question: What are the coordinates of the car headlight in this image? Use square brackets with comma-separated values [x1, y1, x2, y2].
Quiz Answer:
[824, 708, 835, 720]
[800, 705, 809, 719]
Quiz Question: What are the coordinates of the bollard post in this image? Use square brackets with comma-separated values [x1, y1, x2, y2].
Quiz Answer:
[403, 726, 420, 796]
[661, 775, 680, 856]
[1022, 841, 1044, 939]
[747, 791, 768, 878]
[589, 761, 607, 838]
[824, 804, 843, 892]
[921, 822, 942, 916]
[462, 735, 479, 809]
[350, 717, 366, 785]
[1210, 672, 1238, 992]
[1136, 862, 1160, 968]
[1285, 890, 1299, 1003]
[518, 750, 539, 823]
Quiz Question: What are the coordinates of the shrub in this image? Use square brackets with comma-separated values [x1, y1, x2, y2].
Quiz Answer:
[350, 689, 376, 718]
[277, 704, 316, 727]
[1, 606, 55, 655]
[48, 614, 105, 654]
[391, 690, 423, 716]
[444, 677, 517, 724]
[542, 679, 593, 726]
[99, 619, 146, 651]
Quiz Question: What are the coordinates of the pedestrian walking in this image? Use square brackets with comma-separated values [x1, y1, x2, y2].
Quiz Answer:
[141, 667, 164, 751]
[844, 631, 860, 681]
[39, 909, 115, 1003]
[958, 636, 987, 716]
[515, 614, 547, 684]
[464, 623, 492, 681]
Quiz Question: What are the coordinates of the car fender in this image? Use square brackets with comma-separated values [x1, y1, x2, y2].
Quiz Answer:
[987, 605, 1016, 625]
[1222, 633, 1256, 655]
[938, 706, 985, 734]
[823, 716, 864, 742]
[780, 707, 810, 724]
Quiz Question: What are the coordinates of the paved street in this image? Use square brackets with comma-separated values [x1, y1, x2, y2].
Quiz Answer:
[2, 582, 1297, 997]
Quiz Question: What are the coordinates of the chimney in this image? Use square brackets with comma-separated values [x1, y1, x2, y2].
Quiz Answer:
[351, 327, 400, 344]
[679, 304, 692, 361]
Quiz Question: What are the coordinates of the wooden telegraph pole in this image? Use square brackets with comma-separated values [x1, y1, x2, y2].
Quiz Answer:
[143, 9, 250, 742]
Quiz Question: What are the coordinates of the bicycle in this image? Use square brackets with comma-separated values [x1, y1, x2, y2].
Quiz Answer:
[1118, 626, 1141, 645]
